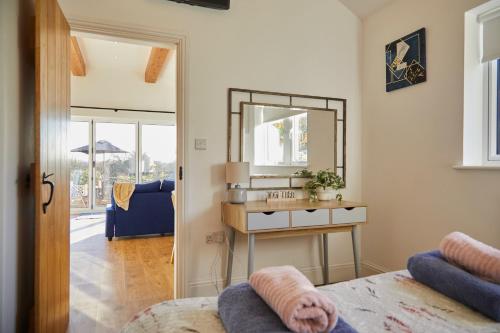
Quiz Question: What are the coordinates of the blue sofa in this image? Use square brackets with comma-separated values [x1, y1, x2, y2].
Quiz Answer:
[105, 180, 175, 241]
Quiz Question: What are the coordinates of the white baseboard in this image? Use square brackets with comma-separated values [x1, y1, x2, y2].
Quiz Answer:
[187, 261, 386, 297]
[362, 260, 389, 276]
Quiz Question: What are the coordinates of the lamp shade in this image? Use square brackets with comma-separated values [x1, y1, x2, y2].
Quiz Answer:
[225, 162, 249, 184]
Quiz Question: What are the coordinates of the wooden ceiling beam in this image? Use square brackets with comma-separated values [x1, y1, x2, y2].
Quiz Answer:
[70, 36, 86, 76]
[145, 47, 170, 83]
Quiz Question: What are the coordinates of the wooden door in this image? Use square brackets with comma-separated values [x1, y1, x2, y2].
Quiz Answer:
[34, 0, 71, 332]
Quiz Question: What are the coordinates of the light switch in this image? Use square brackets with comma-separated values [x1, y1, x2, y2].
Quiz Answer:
[195, 138, 207, 150]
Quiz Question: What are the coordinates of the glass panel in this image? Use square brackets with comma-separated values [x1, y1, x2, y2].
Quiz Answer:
[497, 59, 500, 154]
[291, 113, 308, 164]
[95, 122, 136, 207]
[242, 103, 336, 176]
[70, 121, 90, 209]
[141, 124, 176, 182]
[251, 107, 308, 167]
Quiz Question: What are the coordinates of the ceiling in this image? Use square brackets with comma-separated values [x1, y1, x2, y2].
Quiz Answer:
[70, 35, 177, 112]
[76, 37, 155, 76]
[339, 0, 395, 19]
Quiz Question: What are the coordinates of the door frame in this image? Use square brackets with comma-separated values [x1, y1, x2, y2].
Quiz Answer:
[68, 18, 187, 298]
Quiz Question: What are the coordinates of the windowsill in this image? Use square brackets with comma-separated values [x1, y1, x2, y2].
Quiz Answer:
[453, 164, 500, 170]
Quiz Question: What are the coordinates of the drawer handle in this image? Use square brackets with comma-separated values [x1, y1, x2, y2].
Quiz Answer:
[263, 211, 275, 215]
[344, 207, 355, 211]
[305, 209, 317, 213]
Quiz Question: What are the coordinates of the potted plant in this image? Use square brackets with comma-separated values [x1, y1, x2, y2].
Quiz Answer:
[304, 178, 320, 202]
[303, 169, 344, 202]
[315, 169, 336, 201]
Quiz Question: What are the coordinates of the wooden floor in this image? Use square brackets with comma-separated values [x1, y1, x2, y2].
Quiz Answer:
[68, 214, 174, 333]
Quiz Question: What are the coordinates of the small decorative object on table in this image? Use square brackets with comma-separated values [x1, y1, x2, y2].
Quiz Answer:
[302, 169, 344, 202]
[226, 162, 250, 204]
[266, 190, 296, 202]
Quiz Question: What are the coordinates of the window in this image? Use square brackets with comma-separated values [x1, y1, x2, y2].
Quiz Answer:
[291, 113, 308, 164]
[490, 59, 500, 159]
[95, 122, 137, 206]
[461, 2, 500, 167]
[141, 124, 176, 182]
[70, 119, 176, 211]
[254, 112, 308, 167]
[70, 121, 90, 209]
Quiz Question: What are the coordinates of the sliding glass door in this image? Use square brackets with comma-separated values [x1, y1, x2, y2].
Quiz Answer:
[94, 122, 137, 207]
[141, 124, 176, 182]
[70, 119, 175, 211]
[70, 121, 91, 209]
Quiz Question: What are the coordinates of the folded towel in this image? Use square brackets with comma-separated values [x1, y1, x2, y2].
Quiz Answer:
[249, 266, 338, 333]
[218, 283, 357, 333]
[407, 250, 500, 322]
[439, 231, 500, 284]
[113, 183, 135, 211]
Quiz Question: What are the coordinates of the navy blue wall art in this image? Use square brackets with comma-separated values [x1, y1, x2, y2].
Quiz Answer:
[386, 28, 426, 92]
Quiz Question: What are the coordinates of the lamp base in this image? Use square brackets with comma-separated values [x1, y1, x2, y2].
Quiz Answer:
[228, 188, 247, 204]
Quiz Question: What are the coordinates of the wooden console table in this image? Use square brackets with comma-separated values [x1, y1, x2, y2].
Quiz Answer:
[222, 200, 367, 287]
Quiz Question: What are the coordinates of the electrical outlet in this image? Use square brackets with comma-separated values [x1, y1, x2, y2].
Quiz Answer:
[195, 138, 207, 150]
[206, 231, 225, 244]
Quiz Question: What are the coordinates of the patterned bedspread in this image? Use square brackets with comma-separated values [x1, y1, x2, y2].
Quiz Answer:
[122, 270, 500, 333]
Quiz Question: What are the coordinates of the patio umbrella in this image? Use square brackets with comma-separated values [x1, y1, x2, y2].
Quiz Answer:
[71, 140, 129, 203]
[71, 140, 128, 154]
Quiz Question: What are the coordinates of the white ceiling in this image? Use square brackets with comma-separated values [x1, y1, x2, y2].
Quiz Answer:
[70, 35, 177, 112]
[339, 0, 395, 19]
[76, 37, 154, 75]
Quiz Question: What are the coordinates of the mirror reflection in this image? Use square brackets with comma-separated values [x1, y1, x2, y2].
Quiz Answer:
[241, 103, 337, 176]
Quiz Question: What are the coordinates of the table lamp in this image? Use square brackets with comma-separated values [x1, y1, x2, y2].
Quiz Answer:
[226, 162, 249, 204]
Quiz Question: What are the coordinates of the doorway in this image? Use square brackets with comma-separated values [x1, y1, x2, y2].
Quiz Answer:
[34, 2, 186, 331]
[66, 29, 184, 332]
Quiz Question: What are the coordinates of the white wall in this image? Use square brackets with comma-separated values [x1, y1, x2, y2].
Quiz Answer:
[0, 0, 35, 331]
[362, 0, 500, 273]
[59, 0, 363, 295]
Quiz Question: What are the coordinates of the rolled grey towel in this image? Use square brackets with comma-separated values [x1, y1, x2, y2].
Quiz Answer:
[408, 250, 500, 322]
[218, 283, 358, 333]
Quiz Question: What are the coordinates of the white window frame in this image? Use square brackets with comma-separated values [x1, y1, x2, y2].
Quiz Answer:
[460, 0, 500, 169]
[488, 60, 499, 160]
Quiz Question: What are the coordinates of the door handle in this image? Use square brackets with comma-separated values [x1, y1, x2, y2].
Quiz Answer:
[42, 172, 55, 214]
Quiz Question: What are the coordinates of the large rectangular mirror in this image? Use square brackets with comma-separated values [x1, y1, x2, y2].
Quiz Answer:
[227, 88, 347, 191]
[240, 102, 337, 177]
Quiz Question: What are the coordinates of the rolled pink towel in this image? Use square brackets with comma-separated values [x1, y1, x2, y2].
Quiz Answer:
[439, 231, 500, 284]
[249, 265, 338, 333]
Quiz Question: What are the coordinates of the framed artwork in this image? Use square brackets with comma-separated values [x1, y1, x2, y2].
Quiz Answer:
[386, 28, 426, 92]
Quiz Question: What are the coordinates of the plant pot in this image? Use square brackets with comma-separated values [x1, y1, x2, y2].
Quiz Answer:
[317, 188, 334, 201]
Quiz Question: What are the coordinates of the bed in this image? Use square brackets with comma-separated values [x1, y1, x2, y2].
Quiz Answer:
[122, 270, 500, 333]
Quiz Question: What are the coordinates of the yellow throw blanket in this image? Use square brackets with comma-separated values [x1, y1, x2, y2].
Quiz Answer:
[113, 183, 135, 211]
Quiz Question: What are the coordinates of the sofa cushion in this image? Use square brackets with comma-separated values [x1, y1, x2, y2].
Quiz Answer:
[160, 180, 175, 192]
[134, 180, 161, 193]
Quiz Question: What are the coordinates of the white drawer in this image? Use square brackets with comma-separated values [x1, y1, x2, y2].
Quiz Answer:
[291, 209, 329, 227]
[332, 207, 366, 225]
[248, 211, 289, 231]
